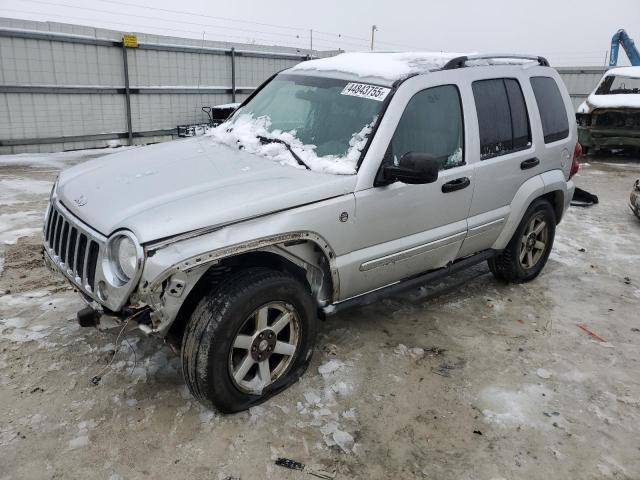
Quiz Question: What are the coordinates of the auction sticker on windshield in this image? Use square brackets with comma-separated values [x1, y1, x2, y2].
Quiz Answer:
[341, 82, 391, 101]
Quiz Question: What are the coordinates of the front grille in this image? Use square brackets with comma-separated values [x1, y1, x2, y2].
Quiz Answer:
[44, 203, 102, 292]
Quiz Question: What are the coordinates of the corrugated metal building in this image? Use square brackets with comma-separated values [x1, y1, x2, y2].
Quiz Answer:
[0, 17, 610, 154]
[0, 17, 336, 153]
[556, 66, 607, 111]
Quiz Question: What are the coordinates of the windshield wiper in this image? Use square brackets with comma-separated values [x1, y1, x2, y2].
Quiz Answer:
[257, 135, 310, 170]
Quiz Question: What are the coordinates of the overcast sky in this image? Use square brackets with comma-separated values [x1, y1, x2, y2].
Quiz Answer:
[1, 0, 639, 66]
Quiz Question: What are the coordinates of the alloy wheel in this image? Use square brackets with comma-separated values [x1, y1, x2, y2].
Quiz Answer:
[519, 214, 549, 269]
[228, 301, 300, 394]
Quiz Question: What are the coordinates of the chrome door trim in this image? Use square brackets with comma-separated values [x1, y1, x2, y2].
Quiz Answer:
[359, 231, 466, 272]
[468, 217, 506, 236]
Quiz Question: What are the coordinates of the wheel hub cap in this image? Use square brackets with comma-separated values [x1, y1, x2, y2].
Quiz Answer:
[251, 329, 276, 361]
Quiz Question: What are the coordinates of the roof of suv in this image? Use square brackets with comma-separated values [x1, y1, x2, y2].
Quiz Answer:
[289, 51, 548, 86]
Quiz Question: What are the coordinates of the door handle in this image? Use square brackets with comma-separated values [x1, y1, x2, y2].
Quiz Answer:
[441, 177, 470, 193]
[520, 157, 540, 170]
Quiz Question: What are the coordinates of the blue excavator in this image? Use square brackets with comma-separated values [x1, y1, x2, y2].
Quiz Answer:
[609, 29, 640, 66]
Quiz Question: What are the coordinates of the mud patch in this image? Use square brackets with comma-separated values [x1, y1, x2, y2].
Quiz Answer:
[0, 236, 65, 294]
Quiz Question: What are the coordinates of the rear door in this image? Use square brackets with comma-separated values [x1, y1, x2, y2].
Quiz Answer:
[458, 75, 540, 257]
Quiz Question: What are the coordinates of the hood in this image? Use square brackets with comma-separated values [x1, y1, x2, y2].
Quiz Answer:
[57, 138, 357, 243]
[578, 93, 640, 113]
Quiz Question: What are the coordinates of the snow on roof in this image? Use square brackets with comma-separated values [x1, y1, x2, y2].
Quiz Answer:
[605, 66, 640, 78]
[290, 52, 467, 82]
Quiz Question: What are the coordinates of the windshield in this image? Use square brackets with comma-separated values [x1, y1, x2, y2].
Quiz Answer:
[206, 74, 389, 174]
[596, 75, 640, 95]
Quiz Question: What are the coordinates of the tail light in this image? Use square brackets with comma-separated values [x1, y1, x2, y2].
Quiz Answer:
[570, 143, 582, 179]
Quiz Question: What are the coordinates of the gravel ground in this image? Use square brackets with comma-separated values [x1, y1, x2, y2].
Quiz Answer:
[0, 149, 639, 480]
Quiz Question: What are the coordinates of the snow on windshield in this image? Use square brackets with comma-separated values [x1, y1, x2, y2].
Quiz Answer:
[206, 113, 374, 175]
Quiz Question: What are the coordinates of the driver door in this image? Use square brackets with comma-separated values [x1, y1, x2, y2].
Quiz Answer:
[339, 84, 475, 299]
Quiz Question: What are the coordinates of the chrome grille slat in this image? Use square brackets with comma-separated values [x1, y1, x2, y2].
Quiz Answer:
[44, 202, 104, 297]
[51, 211, 61, 254]
[82, 241, 91, 289]
[87, 241, 99, 290]
[44, 204, 53, 240]
[60, 222, 70, 266]
[53, 215, 64, 256]
[72, 233, 81, 278]
[67, 227, 78, 271]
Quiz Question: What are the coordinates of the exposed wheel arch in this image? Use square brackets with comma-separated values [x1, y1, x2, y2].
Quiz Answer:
[167, 242, 334, 347]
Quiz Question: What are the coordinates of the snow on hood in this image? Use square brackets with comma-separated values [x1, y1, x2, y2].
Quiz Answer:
[578, 94, 640, 113]
[290, 52, 468, 82]
[577, 67, 640, 113]
[206, 113, 373, 175]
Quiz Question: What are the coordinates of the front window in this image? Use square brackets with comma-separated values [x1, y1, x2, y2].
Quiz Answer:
[208, 74, 389, 174]
[596, 75, 640, 95]
[386, 85, 465, 169]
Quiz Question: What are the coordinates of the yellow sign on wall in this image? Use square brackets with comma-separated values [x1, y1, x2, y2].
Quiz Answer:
[122, 34, 138, 48]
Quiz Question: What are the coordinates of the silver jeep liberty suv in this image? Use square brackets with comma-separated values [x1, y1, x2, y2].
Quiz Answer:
[43, 52, 578, 412]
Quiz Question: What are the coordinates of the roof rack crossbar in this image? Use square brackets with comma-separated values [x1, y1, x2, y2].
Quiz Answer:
[442, 54, 550, 70]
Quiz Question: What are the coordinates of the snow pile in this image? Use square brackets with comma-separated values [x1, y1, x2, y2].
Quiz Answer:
[394, 343, 425, 359]
[295, 358, 358, 453]
[291, 52, 468, 81]
[0, 211, 43, 245]
[0, 178, 52, 206]
[320, 422, 355, 453]
[206, 113, 373, 175]
[479, 384, 553, 429]
[0, 147, 133, 169]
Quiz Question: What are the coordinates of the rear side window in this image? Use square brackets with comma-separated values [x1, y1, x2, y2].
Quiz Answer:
[472, 78, 531, 159]
[530, 76, 569, 143]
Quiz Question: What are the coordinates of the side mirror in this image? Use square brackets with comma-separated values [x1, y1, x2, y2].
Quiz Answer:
[382, 152, 439, 185]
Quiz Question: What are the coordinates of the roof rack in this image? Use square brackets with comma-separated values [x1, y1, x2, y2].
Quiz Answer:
[442, 54, 550, 70]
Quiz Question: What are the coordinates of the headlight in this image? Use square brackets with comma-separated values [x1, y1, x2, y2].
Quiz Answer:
[106, 231, 141, 285]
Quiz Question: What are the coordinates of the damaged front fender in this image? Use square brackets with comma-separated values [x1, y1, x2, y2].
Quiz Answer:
[135, 229, 339, 335]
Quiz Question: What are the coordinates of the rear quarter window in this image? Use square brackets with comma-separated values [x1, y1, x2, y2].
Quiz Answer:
[472, 78, 531, 160]
[530, 76, 569, 143]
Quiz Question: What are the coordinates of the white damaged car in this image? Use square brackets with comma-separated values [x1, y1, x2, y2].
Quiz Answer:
[576, 66, 640, 153]
[44, 52, 578, 412]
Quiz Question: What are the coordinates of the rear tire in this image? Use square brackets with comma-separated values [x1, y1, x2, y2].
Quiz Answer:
[488, 199, 556, 283]
[181, 267, 317, 413]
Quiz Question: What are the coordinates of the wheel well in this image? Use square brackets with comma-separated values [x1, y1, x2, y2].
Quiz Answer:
[166, 247, 332, 348]
[540, 190, 564, 224]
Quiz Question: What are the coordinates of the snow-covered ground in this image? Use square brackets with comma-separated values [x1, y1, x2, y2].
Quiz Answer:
[1, 148, 639, 479]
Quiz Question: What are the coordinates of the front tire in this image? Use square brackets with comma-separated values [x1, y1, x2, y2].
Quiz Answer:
[181, 267, 317, 413]
[488, 199, 556, 283]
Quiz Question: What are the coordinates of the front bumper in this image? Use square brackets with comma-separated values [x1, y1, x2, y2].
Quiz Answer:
[43, 200, 141, 312]
[578, 126, 640, 149]
[44, 246, 154, 331]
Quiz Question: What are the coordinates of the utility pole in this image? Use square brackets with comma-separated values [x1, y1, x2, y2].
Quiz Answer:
[370, 25, 378, 51]
[310, 29, 313, 57]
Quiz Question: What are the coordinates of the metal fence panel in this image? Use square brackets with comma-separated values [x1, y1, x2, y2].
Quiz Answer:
[0, 17, 325, 154]
[557, 67, 607, 111]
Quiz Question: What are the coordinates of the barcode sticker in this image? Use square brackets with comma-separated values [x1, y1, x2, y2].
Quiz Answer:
[340, 82, 391, 101]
